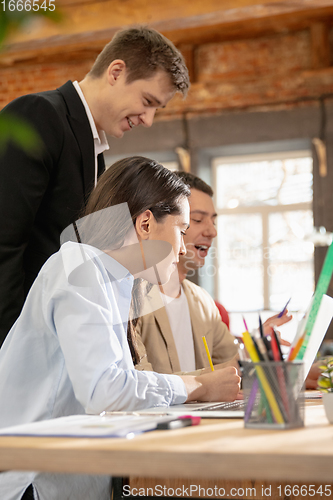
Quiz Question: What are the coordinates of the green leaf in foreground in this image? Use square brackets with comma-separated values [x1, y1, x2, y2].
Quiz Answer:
[0, 113, 43, 155]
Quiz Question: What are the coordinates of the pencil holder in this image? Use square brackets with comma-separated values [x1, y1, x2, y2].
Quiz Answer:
[242, 361, 304, 429]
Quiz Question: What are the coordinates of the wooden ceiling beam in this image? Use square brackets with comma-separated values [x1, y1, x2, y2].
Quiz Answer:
[178, 45, 197, 83]
[8, 1, 333, 44]
[311, 23, 331, 69]
[155, 67, 333, 119]
[2, 3, 333, 67]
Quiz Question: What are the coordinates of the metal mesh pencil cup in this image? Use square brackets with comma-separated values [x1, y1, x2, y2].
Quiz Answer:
[242, 361, 304, 429]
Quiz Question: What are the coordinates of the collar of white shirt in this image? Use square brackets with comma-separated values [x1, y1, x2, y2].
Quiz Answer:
[98, 249, 133, 284]
[73, 80, 109, 158]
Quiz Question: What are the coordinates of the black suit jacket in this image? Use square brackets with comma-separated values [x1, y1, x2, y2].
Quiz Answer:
[0, 81, 105, 344]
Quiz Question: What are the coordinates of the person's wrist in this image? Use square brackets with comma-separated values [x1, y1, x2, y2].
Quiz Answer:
[192, 373, 213, 401]
[179, 374, 204, 402]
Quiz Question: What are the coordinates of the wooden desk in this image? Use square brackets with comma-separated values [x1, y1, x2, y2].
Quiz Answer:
[0, 404, 331, 484]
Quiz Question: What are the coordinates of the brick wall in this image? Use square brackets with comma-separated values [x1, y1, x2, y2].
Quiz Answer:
[1, 28, 332, 115]
[197, 31, 311, 82]
[0, 59, 94, 110]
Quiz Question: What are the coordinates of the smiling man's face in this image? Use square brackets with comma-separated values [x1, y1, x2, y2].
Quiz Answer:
[96, 66, 175, 138]
[178, 188, 217, 280]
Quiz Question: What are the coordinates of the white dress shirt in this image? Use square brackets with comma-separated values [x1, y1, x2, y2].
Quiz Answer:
[73, 81, 109, 186]
[0, 242, 187, 500]
[164, 287, 196, 372]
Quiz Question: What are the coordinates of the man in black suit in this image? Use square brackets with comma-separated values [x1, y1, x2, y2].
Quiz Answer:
[0, 26, 190, 346]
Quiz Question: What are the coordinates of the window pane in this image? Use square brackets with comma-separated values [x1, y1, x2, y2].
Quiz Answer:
[268, 211, 314, 310]
[217, 214, 263, 311]
[216, 156, 312, 208]
[213, 150, 314, 315]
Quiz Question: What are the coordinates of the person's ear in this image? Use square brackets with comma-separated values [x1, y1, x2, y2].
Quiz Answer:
[135, 210, 154, 240]
[107, 60, 126, 85]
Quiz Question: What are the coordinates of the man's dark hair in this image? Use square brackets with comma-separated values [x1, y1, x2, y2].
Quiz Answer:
[89, 26, 190, 96]
[175, 171, 214, 197]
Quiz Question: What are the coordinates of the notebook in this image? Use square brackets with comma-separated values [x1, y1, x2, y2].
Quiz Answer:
[138, 294, 333, 419]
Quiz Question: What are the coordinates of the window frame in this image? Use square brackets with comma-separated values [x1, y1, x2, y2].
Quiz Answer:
[212, 149, 313, 311]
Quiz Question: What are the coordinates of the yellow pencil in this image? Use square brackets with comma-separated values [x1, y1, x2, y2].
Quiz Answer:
[242, 330, 284, 424]
[202, 336, 214, 372]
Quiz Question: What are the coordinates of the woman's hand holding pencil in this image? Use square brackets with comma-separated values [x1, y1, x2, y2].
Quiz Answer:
[194, 336, 242, 401]
[182, 367, 241, 403]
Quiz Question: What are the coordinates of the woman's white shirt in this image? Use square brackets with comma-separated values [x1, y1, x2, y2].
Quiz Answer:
[0, 242, 187, 500]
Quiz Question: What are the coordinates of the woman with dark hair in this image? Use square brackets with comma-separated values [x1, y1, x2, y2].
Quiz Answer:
[0, 157, 240, 500]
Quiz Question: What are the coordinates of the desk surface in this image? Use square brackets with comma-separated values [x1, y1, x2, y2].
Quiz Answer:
[0, 404, 332, 482]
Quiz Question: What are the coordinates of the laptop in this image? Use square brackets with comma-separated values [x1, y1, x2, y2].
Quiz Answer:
[138, 294, 333, 419]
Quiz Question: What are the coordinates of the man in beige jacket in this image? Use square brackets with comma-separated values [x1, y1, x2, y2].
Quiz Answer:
[135, 173, 290, 375]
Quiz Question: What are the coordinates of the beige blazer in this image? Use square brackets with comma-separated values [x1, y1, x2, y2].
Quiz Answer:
[135, 279, 238, 375]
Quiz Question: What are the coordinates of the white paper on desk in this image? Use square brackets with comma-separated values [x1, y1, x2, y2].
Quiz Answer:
[302, 294, 333, 380]
[0, 414, 174, 439]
